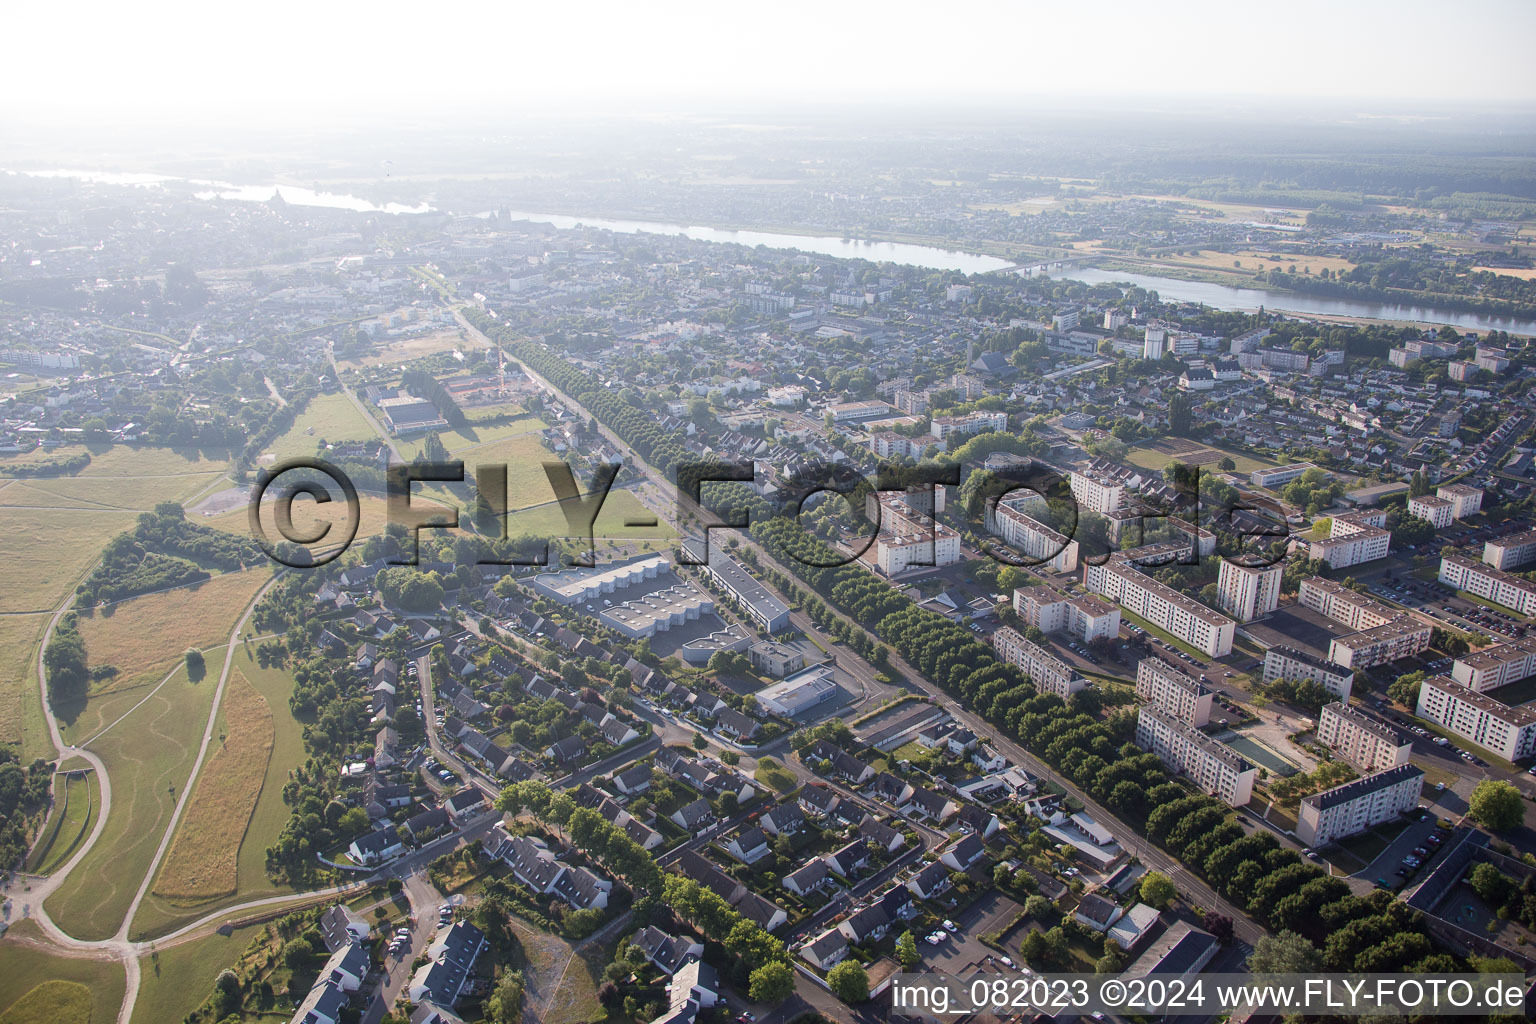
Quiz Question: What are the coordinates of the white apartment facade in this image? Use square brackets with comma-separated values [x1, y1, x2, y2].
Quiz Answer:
[1308, 510, 1390, 569]
[1215, 559, 1281, 622]
[1416, 676, 1536, 762]
[1135, 704, 1256, 806]
[991, 626, 1087, 700]
[1262, 646, 1355, 701]
[991, 498, 1079, 573]
[1135, 656, 1214, 726]
[1407, 494, 1454, 530]
[1069, 471, 1127, 515]
[1296, 765, 1424, 848]
[869, 496, 962, 576]
[1484, 528, 1536, 571]
[1084, 561, 1235, 657]
[1451, 636, 1536, 692]
[1437, 483, 1483, 519]
[1438, 554, 1536, 616]
[1014, 586, 1121, 642]
[1316, 701, 1412, 771]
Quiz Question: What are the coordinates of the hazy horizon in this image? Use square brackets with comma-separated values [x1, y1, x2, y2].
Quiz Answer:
[7, 0, 1536, 134]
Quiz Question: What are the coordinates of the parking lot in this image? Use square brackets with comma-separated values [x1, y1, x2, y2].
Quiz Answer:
[920, 890, 1024, 971]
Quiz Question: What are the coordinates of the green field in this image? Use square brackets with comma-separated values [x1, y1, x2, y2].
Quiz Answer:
[0, 924, 125, 1024]
[1124, 442, 1273, 476]
[26, 770, 99, 874]
[130, 920, 272, 1024]
[501, 489, 675, 544]
[45, 650, 229, 942]
[130, 649, 306, 938]
[394, 415, 547, 460]
[265, 392, 377, 461]
[0, 507, 137, 613]
[0, 612, 49, 758]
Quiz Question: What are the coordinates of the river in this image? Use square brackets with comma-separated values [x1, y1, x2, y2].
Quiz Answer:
[1030, 266, 1536, 336]
[14, 167, 1535, 334]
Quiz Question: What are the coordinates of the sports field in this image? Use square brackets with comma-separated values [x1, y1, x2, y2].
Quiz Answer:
[264, 392, 377, 461]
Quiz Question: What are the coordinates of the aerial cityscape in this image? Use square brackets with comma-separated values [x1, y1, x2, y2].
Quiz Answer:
[2, 4, 1536, 1024]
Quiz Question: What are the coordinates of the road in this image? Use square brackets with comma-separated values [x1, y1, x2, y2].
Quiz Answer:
[3, 572, 289, 1024]
[460, 317, 1268, 943]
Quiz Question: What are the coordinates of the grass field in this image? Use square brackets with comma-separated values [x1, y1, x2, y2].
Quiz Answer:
[0, 612, 47, 755]
[0, 979, 93, 1024]
[338, 324, 487, 368]
[0, 479, 105, 509]
[130, 920, 272, 1024]
[14, 471, 226, 512]
[26, 769, 99, 874]
[752, 761, 797, 794]
[264, 392, 377, 461]
[0, 444, 230, 477]
[394, 416, 548, 461]
[1472, 266, 1536, 280]
[0, 925, 124, 1024]
[75, 568, 271, 701]
[130, 650, 305, 938]
[0, 507, 136, 613]
[44, 650, 228, 942]
[152, 670, 274, 901]
[1123, 439, 1273, 476]
[501, 490, 676, 544]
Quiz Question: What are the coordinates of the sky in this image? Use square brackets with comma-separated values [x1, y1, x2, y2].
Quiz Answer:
[6, 0, 1536, 125]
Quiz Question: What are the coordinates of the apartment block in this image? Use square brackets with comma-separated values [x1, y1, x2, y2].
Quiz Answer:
[1298, 576, 1397, 630]
[1327, 618, 1432, 670]
[929, 410, 1008, 442]
[1438, 554, 1536, 616]
[1069, 470, 1127, 515]
[1013, 585, 1121, 642]
[1250, 463, 1319, 488]
[1484, 528, 1536, 571]
[1308, 509, 1390, 569]
[1135, 704, 1256, 806]
[1083, 561, 1235, 657]
[1452, 636, 1536, 693]
[990, 497, 1079, 573]
[1215, 559, 1281, 622]
[1416, 676, 1536, 762]
[1262, 646, 1355, 701]
[1296, 764, 1424, 848]
[991, 626, 1086, 700]
[1407, 494, 1454, 530]
[868, 494, 962, 576]
[1437, 483, 1483, 519]
[1316, 702, 1412, 771]
[1135, 656, 1214, 727]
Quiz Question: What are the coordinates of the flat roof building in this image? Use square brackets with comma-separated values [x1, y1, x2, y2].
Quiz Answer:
[1084, 561, 1235, 657]
[1135, 656, 1214, 727]
[531, 554, 670, 605]
[1316, 701, 1411, 772]
[1297, 763, 1424, 848]
[1135, 704, 1256, 806]
[1262, 646, 1355, 702]
[1484, 528, 1536, 571]
[1439, 554, 1536, 616]
[1416, 675, 1536, 762]
[1452, 636, 1536, 693]
[756, 665, 841, 718]
[991, 626, 1086, 700]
